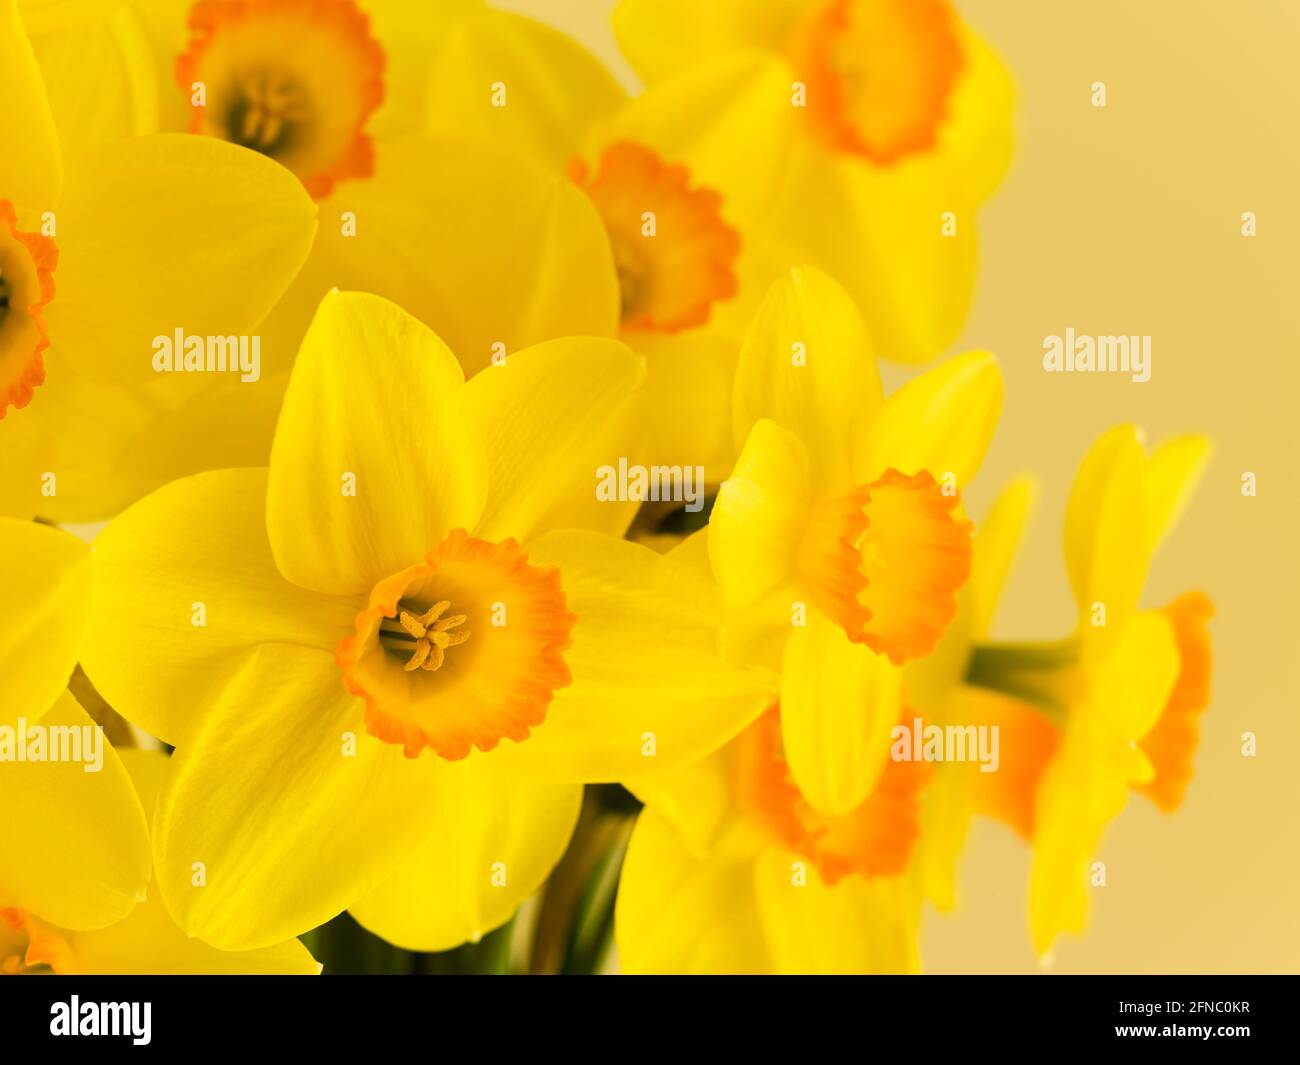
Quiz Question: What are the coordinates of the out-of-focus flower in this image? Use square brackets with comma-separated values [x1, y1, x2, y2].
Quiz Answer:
[615, 534, 927, 973]
[80, 290, 767, 953]
[4, 749, 320, 974]
[1, 0, 317, 520]
[965, 426, 1214, 955]
[10, 0, 618, 520]
[611, 0, 1015, 366]
[707, 267, 1001, 816]
[410, 7, 747, 473]
[0, 517, 316, 973]
[0, 518, 149, 939]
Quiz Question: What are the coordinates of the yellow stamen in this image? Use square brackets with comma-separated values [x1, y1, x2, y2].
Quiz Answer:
[390, 601, 471, 673]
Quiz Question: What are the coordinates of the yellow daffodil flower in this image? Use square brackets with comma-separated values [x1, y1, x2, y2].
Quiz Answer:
[0, 517, 313, 972]
[964, 426, 1214, 956]
[610, 0, 1015, 366]
[0, 519, 150, 937]
[1, 0, 319, 521]
[875, 473, 1039, 914]
[10, 0, 619, 520]
[79, 290, 767, 953]
[707, 267, 1002, 817]
[4, 749, 319, 974]
[405, 4, 748, 473]
[617, 535, 927, 974]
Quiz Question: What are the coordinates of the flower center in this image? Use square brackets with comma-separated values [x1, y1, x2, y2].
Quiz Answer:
[176, 0, 386, 200]
[377, 600, 471, 673]
[569, 141, 740, 332]
[0, 200, 57, 418]
[734, 708, 928, 885]
[792, 0, 964, 164]
[226, 70, 314, 155]
[337, 529, 577, 760]
[797, 468, 972, 664]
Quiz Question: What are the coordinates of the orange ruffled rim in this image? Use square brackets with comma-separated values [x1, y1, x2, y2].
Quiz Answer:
[176, 0, 385, 200]
[0, 199, 57, 418]
[337, 529, 577, 760]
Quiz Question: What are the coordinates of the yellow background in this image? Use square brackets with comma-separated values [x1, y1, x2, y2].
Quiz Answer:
[513, 0, 1300, 972]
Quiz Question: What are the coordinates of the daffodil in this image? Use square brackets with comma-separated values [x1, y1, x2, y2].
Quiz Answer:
[863, 472, 1038, 913]
[3, 749, 320, 974]
[0, 517, 314, 973]
[80, 290, 767, 953]
[610, 0, 1015, 366]
[1, 0, 321, 521]
[10, 0, 620, 520]
[964, 426, 1214, 956]
[706, 267, 1002, 818]
[399, 2, 749, 472]
[617, 540, 928, 974]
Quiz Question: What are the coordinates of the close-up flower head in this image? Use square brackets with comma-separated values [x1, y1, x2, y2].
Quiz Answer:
[0, 0, 1294, 1051]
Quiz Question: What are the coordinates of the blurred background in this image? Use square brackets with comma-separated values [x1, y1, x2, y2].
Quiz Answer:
[507, 0, 1300, 973]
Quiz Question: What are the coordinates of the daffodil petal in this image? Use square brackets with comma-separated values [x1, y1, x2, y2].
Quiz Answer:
[625, 746, 735, 859]
[1064, 425, 1149, 641]
[940, 27, 1017, 205]
[351, 756, 581, 952]
[0, 415, 44, 520]
[733, 268, 880, 489]
[21, 2, 158, 154]
[626, 328, 739, 475]
[425, 7, 626, 171]
[48, 134, 317, 386]
[616, 810, 769, 974]
[257, 136, 619, 382]
[465, 336, 645, 543]
[0, 518, 91, 729]
[0, 0, 62, 207]
[1028, 613, 1178, 955]
[501, 530, 769, 782]
[709, 418, 811, 612]
[0, 692, 150, 930]
[854, 349, 1003, 487]
[267, 289, 488, 596]
[752, 847, 920, 974]
[81, 468, 357, 747]
[607, 51, 804, 230]
[612, 0, 809, 79]
[969, 475, 1037, 640]
[1093, 610, 1180, 740]
[65, 749, 320, 975]
[26, 347, 286, 523]
[153, 644, 441, 951]
[1146, 434, 1212, 556]
[779, 611, 902, 816]
[362, 0, 478, 135]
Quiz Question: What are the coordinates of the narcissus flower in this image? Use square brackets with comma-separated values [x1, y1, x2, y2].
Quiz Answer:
[0, 0, 318, 519]
[2, 750, 319, 975]
[81, 291, 767, 952]
[707, 268, 1001, 817]
[965, 426, 1214, 955]
[413, 8, 748, 472]
[616, 537, 928, 974]
[12, 0, 619, 520]
[611, 0, 1015, 365]
[0, 519, 313, 973]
